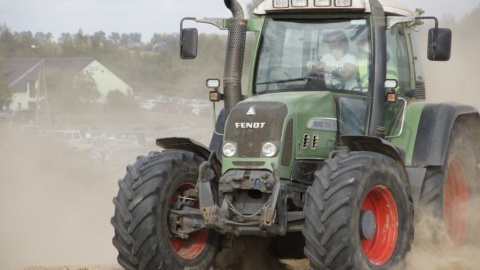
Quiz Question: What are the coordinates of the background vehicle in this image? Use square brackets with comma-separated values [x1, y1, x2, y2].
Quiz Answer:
[111, 0, 480, 269]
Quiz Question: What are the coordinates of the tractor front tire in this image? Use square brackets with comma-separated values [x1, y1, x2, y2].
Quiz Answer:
[111, 150, 219, 270]
[303, 152, 413, 270]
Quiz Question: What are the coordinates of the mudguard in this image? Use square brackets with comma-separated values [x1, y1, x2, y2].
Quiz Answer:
[341, 135, 405, 165]
[412, 102, 479, 167]
[156, 137, 211, 160]
[157, 108, 226, 162]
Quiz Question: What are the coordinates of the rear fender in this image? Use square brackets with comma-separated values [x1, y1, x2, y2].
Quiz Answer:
[407, 103, 478, 210]
[412, 103, 479, 167]
[341, 135, 405, 166]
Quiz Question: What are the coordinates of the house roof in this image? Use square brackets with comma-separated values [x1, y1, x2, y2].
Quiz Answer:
[3, 57, 95, 92]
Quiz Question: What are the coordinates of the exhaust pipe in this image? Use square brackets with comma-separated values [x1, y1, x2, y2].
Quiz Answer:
[368, 0, 387, 136]
[224, 0, 244, 19]
[223, 0, 247, 116]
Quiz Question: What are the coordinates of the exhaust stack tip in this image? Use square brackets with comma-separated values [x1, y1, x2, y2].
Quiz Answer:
[224, 0, 244, 19]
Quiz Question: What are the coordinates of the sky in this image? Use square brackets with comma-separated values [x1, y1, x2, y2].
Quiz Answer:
[0, 0, 478, 42]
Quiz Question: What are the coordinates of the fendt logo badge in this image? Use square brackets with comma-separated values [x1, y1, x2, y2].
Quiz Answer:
[235, 122, 266, 129]
[246, 106, 256, 116]
[235, 106, 265, 128]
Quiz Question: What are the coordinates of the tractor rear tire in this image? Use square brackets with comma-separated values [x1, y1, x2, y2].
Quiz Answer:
[303, 151, 413, 270]
[418, 121, 479, 245]
[111, 150, 219, 270]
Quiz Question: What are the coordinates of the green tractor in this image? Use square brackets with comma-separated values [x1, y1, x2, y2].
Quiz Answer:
[111, 0, 480, 269]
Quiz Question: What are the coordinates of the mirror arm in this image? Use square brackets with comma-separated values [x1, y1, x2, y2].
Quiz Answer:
[415, 16, 439, 49]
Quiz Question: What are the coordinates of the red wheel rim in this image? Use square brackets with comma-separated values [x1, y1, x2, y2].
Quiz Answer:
[169, 182, 209, 260]
[444, 158, 469, 246]
[361, 185, 399, 265]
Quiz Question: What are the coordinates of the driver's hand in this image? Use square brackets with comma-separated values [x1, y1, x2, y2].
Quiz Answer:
[306, 60, 317, 71]
[332, 70, 343, 79]
[324, 66, 334, 74]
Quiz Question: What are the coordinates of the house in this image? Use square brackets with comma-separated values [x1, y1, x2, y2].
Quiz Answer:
[3, 57, 133, 111]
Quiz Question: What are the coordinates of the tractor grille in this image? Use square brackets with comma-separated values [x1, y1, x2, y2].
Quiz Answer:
[225, 102, 288, 158]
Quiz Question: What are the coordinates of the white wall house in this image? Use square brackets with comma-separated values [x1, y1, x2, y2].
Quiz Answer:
[3, 58, 133, 111]
[82, 59, 133, 103]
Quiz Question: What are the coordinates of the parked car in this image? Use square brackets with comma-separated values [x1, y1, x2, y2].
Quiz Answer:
[46, 129, 83, 146]
[69, 137, 103, 153]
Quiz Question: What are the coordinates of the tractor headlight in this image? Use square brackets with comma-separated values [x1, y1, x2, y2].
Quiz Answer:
[262, 142, 277, 157]
[223, 142, 237, 157]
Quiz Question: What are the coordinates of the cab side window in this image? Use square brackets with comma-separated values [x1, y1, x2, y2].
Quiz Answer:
[386, 24, 412, 93]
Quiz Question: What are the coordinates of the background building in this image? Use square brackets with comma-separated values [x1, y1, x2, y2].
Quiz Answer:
[3, 57, 133, 111]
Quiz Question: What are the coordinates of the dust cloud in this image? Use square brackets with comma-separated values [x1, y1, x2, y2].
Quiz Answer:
[403, 15, 480, 268]
[0, 110, 213, 270]
[404, 205, 480, 270]
[0, 128, 120, 269]
[402, 12, 480, 270]
[422, 17, 479, 109]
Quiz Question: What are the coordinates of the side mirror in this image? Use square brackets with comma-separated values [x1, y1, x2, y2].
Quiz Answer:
[180, 28, 198, 59]
[427, 28, 452, 61]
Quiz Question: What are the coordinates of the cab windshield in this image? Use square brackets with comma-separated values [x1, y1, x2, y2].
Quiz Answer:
[255, 18, 371, 94]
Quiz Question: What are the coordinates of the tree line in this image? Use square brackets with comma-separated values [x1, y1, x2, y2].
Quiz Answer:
[0, 24, 230, 113]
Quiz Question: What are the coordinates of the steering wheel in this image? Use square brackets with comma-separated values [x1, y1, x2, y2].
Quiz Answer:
[304, 69, 327, 90]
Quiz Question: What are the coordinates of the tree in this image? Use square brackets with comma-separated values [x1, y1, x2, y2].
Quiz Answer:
[109, 32, 120, 45]
[105, 89, 138, 112]
[120, 33, 129, 46]
[73, 29, 90, 56]
[58, 32, 75, 56]
[35, 32, 53, 43]
[72, 72, 101, 104]
[16, 31, 36, 53]
[90, 31, 107, 54]
[59, 32, 73, 43]
[46, 71, 100, 113]
[0, 24, 19, 57]
[129, 33, 142, 44]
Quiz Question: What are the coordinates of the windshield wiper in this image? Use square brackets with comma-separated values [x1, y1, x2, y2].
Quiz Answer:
[256, 77, 308, 85]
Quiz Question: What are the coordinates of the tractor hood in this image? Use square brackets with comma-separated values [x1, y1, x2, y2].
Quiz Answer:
[221, 91, 339, 177]
[244, 91, 337, 120]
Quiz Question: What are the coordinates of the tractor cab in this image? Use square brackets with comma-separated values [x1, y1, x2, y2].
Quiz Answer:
[182, 0, 451, 140]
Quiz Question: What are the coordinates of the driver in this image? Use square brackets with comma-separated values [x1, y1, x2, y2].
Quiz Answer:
[306, 30, 358, 90]
[353, 26, 399, 91]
